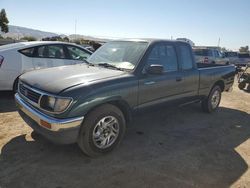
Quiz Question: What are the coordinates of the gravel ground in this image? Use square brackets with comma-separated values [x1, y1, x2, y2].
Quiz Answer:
[0, 81, 249, 188]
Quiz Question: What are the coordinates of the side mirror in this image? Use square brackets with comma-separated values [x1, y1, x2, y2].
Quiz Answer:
[146, 64, 164, 74]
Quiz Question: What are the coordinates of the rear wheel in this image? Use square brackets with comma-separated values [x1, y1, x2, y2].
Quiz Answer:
[201, 86, 221, 113]
[247, 84, 250, 91]
[77, 104, 126, 157]
[238, 82, 246, 90]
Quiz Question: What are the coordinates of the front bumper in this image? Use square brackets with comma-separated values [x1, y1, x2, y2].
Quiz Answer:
[15, 93, 84, 144]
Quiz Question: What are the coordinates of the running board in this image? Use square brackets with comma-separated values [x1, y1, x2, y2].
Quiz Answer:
[178, 99, 201, 107]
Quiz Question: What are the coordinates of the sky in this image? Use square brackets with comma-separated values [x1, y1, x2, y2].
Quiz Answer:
[1, 0, 250, 50]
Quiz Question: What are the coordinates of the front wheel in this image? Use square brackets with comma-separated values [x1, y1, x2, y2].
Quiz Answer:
[201, 86, 222, 113]
[77, 104, 126, 157]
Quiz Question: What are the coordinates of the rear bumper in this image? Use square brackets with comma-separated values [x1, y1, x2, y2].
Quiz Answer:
[15, 93, 84, 144]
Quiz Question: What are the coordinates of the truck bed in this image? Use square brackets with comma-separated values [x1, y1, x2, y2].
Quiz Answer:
[197, 63, 235, 96]
[197, 63, 230, 69]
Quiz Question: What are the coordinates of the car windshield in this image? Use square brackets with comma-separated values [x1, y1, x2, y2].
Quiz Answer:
[193, 49, 212, 56]
[88, 41, 148, 70]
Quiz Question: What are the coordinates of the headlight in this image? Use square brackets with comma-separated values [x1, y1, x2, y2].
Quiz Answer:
[40, 95, 72, 113]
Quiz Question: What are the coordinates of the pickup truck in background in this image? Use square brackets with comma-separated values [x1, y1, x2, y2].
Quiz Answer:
[15, 39, 235, 157]
[224, 51, 239, 65]
[224, 51, 250, 66]
[193, 47, 229, 65]
[236, 53, 250, 66]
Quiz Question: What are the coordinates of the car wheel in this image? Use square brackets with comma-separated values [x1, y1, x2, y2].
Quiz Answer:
[247, 84, 250, 91]
[238, 82, 246, 90]
[13, 78, 19, 93]
[201, 85, 222, 113]
[77, 104, 126, 157]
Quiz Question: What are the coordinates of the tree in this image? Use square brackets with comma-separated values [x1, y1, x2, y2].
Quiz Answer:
[239, 46, 249, 53]
[20, 36, 37, 41]
[220, 47, 227, 52]
[63, 36, 69, 42]
[0, 9, 9, 33]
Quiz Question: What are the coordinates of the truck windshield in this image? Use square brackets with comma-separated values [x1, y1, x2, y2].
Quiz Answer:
[88, 41, 148, 70]
[193, 49, 212, 56]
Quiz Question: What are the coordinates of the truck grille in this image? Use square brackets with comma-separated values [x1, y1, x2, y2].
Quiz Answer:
[19, 83, 41, 104]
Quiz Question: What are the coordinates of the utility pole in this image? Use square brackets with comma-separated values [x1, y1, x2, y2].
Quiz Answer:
[217, 37, 220, 47]
[75, 19, 77, 40]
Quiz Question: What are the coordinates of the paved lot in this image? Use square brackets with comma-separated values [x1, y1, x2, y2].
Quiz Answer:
[0, 82, 249, 188]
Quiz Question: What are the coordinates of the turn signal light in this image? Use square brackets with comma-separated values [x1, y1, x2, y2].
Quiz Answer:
[40, 120, 52, 129]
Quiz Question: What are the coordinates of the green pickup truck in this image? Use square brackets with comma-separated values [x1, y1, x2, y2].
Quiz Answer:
[15, 39, 235, 156]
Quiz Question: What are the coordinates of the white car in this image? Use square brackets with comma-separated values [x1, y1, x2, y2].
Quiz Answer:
[0, 41, 92, 91]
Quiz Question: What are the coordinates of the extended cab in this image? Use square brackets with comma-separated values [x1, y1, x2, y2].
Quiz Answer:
[15, 39, 235, 156]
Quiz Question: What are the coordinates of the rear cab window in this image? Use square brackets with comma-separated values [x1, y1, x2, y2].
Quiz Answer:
[179, 45, 194, 70]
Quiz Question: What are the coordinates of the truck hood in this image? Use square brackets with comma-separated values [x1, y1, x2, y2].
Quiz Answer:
[20, 64, 127, 94]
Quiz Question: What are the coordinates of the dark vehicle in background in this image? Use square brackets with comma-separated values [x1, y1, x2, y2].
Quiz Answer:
[224, 51, 238, 65]
[236, 53, 250, 66]
[15, 39, 235, 157]
[193, 47, 229, 65]
[225, 52, 250, 66]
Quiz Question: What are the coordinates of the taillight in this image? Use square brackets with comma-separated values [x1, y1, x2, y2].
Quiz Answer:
[0, 55, 4, 68]
[203, 57, 209, 63]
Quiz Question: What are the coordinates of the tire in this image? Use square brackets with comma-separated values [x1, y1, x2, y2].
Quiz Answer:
[247, 84, 250, 91]
[77, 104, 126, 157]
[238, 82, 246, 90]
[13, 78, 19, 93]
[201, 86, 222, 113]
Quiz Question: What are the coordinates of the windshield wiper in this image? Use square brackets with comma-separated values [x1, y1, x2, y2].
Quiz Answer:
[97, 63, 124, 71]
[82, 59, 95, 66]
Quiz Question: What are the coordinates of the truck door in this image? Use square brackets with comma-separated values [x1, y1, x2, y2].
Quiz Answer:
[177, 44, 200, 99]
[138, 42, 183, 108]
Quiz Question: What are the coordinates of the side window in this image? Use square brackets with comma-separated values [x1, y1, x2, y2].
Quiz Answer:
[66, 46, 90, 60]
[19, 47, 35, 57]
[213, 50, 219, 57]
[47, 45, 65, 59]
[179, 45, 193, 70]
[146, 44, 178, 72]
[37, 46, 47, 57]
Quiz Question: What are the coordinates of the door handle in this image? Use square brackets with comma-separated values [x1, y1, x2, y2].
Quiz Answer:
[176, 77, 182, 82]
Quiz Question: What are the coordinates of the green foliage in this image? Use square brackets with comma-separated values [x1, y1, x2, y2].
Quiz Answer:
[220, 47, 227, 52]
[0, 9, 9, 33]
[42, 36, 69, 42]
[239, 46, 249, 53]
[20, 36, 37, 41]
[63, 37, 69, 42]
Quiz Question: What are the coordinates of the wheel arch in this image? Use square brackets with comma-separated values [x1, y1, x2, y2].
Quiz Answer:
[82, 98, 133, 124]
[212, 80, 225, 92]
